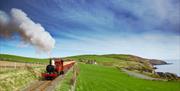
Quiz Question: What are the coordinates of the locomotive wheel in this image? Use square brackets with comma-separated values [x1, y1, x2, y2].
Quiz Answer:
[46, 77, 54, 80]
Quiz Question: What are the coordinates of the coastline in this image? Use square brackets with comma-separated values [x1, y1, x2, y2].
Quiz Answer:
[153, 63, 172, 66]
[154, 60, 180, 77]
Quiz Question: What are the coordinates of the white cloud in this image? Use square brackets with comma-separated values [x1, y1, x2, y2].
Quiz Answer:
[0, 8, 55, 53]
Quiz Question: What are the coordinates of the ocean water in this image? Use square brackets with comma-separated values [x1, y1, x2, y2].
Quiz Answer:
[155, 60, 180, 76]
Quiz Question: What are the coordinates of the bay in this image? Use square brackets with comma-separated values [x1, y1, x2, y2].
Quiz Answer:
[155, 60, 180, 76]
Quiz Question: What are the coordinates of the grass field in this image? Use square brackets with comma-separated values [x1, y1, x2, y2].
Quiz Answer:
[66, 55, 120, 63]
[55, 68, 73, 91]
[66, 54, 153, 73]
[0, 54, 48, 63]
[0, 54, 46, 91]
[0, 66, 44, 91]
[75, 63, 180, 91]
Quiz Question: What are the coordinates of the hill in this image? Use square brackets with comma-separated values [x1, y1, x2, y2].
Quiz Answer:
[0, 54, 48, 63]
[0, 54, 165, 75]
[148, 59, 167, 65]
[65, 54, 161, 74]
[0, 54, 166, 70]
[0, 53, 165, 64]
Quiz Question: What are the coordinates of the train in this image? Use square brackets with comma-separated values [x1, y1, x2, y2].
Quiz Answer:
[42, 58, 75, 80]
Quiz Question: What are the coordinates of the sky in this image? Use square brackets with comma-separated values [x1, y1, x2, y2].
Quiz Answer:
[0, 0, 180, 60]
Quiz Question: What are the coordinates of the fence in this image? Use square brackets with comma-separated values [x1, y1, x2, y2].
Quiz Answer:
[0, 61, 46, 72]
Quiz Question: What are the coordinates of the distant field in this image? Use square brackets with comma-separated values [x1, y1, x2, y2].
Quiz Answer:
[66, 54, 153, 72]
[66, 55, 130, 67]
[66, 55, 120, 63]
[0, 54, 48, 63]
[0, 61, 44, 67]
[76, 63, 180, 91]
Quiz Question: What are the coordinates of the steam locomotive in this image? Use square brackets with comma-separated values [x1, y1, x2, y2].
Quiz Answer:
[42, 58, 75, 80]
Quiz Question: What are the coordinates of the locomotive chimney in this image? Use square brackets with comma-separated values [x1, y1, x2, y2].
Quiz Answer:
[49, 58, 55, 66]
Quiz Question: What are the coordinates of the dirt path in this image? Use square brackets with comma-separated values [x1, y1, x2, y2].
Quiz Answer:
[121, 69, 160, 80]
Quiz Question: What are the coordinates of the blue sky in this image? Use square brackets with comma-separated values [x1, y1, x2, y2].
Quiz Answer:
[0, 0, 180, 59]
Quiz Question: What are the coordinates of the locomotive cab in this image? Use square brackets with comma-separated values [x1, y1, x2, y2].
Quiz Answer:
[54, 60, 64, 74]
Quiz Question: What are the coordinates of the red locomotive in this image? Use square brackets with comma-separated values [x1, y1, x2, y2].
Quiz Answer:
[42, 58, 75, 80]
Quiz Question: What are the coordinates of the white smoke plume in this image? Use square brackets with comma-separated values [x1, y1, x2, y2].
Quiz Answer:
[0, 8, 55, 53]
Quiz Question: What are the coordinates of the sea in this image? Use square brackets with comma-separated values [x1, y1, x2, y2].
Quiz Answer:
[154, 60, 180, 77]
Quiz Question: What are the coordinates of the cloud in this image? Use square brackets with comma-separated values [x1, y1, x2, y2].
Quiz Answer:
[0, 8, 55, 53]
[53, 0, 180, 34]
[0, 10, 9, 25]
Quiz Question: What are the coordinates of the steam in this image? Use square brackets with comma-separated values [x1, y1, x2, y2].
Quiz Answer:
[0, 8, 55, 53]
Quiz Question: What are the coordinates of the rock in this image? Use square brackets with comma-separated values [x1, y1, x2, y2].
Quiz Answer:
[156, 72, 178, 80]
[156, 72, 165, 77]
[148, 59, 167, 65]
[165, 72, 178, 80]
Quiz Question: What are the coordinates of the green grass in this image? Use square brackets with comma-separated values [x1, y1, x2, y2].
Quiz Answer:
[66, 54, 147, 62]
[66, 55, 127, 67]
[0, 54, 48, 63]
[66, 54, 153, 72]
[76, 63, 180, 91]
[66, 55, 119, 62]
[55, 68, 73, 91]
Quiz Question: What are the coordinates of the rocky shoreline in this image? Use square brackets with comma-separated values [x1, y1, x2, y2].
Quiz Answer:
[149, 60, 179, 80]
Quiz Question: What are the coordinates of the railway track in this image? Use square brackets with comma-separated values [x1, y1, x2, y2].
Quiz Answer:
[28, 81, 52, 91]
[23, 76, 61, 91]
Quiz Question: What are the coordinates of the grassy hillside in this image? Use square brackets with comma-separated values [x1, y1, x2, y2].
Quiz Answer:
[0, 54, 158, 74]
[76, 63, 180, 91]
[0, 54, 48, 63]
[0, 54, 154, 70]
[66, 54, 154, 73]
